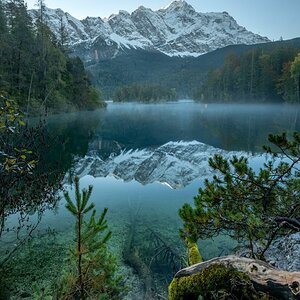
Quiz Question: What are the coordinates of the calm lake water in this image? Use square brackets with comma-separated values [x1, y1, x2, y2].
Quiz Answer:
[2, 102, 300, 298]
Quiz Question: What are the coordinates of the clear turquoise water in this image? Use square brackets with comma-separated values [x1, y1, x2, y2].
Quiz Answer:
[2, 102, 300, 298]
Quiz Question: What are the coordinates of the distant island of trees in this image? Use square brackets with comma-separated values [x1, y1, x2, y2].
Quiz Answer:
[112, 84, 177, 102]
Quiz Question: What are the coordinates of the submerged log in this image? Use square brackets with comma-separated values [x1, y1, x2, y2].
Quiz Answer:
[123, 218, 155, 300]
[171, 255, 300, 300]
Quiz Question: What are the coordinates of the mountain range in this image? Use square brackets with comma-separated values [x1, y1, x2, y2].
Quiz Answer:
[72, 140, 252, 189]
[28, 1, 300, 100]
[29, 0, 269, 61]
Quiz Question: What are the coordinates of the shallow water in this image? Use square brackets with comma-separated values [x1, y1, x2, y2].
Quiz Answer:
[2, 102, 300, 298]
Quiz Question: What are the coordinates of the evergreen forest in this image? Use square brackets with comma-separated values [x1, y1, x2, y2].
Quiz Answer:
[194, 47, 300, 103]
[0, 0, 105, 114]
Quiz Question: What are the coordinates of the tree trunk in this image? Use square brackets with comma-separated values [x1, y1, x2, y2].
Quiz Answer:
[123, 218, 154, 300]
[77, 212, 85, 300]
[297, 74, 300, 103]
[174, 255, 300, 300]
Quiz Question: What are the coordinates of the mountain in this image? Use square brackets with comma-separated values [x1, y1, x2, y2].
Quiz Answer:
[86, 37, 300, 97]
[72, 140, 252, 189]
[29, 0, 269, 61]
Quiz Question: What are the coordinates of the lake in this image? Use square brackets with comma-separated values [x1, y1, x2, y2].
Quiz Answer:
[2, 102, 300, 299]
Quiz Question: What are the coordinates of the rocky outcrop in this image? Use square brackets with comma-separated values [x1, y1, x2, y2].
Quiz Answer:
[236, 233, 300, 272]
[169, 255, 300, 300]
[265, 233, 300, 272]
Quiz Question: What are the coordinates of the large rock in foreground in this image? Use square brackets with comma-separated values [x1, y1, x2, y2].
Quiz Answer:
[265, 233, 300, 272]
[169, 255, 300, 300]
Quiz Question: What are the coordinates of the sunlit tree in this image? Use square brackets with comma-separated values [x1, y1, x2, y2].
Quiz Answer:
[291, 52, 300, 102]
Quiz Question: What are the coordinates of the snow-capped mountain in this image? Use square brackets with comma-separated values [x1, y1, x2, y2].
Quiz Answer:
[29, 0, 270, 61]
[72, 141, 252, 189]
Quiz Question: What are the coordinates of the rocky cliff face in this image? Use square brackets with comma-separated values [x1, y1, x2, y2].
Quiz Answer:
[29, 0, 269, 61]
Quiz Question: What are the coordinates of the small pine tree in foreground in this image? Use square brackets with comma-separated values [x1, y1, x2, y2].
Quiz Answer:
[58, 177, 121, 299]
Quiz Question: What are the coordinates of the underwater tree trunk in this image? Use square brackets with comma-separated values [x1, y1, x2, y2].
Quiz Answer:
[173, 255, 300, 300]
[123, 218, 154, 300]
[77, 212, 85, 300]
[297, 74, 300, 103]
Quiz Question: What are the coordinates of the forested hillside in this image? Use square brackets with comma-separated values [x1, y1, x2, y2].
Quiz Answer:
[194, 46, 300, 103]
[0, 0, 104, 114]
[87, 38, 300, 100]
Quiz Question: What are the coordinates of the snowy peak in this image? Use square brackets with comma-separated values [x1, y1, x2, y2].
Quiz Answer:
[29, 1, 270, 61]
[30, 7, 90, 42]
[161, 0, 195, 13]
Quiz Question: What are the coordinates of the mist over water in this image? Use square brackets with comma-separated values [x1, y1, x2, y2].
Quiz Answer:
[75, 102, 300, 152]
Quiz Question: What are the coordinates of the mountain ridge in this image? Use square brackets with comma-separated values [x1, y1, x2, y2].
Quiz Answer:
[86, 37, 300, 98]
[29, 0, 270, 61]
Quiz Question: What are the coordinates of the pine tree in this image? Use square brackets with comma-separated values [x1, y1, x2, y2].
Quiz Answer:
[59, 177, 121, 299]
[179, 132, 300, 260]
[58, 15, 68, 49]
[277, 62, 295, 101]
[0, 0, 8, 90]
[0, 0, 108, 112]
[3, 0, 35, 101]
[291, 52, 300, 102]
[0, 1, 7, 34]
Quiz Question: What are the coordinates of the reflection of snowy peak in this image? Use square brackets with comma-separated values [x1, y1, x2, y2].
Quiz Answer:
[29, 1, 269, 61]
[74, 141, 249, 189]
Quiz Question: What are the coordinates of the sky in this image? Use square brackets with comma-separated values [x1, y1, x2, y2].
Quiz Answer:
[25, 0, 300, 41]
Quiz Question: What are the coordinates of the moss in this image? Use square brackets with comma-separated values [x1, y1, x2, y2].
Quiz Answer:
[168, 264, 259, 300]
[187, 242, 202, 265]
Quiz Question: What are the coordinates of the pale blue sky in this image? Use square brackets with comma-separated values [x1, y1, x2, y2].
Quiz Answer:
[25, 0, 300, 41]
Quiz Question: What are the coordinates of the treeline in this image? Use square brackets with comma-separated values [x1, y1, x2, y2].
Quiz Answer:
[112, 84, 177, 102]
[0, 0, 105, 114]
[194, 47, 300, 103]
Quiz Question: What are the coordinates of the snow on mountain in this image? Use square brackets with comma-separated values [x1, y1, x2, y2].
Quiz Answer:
[29, 1, 270, 61]
[72, 140, 252, 189]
